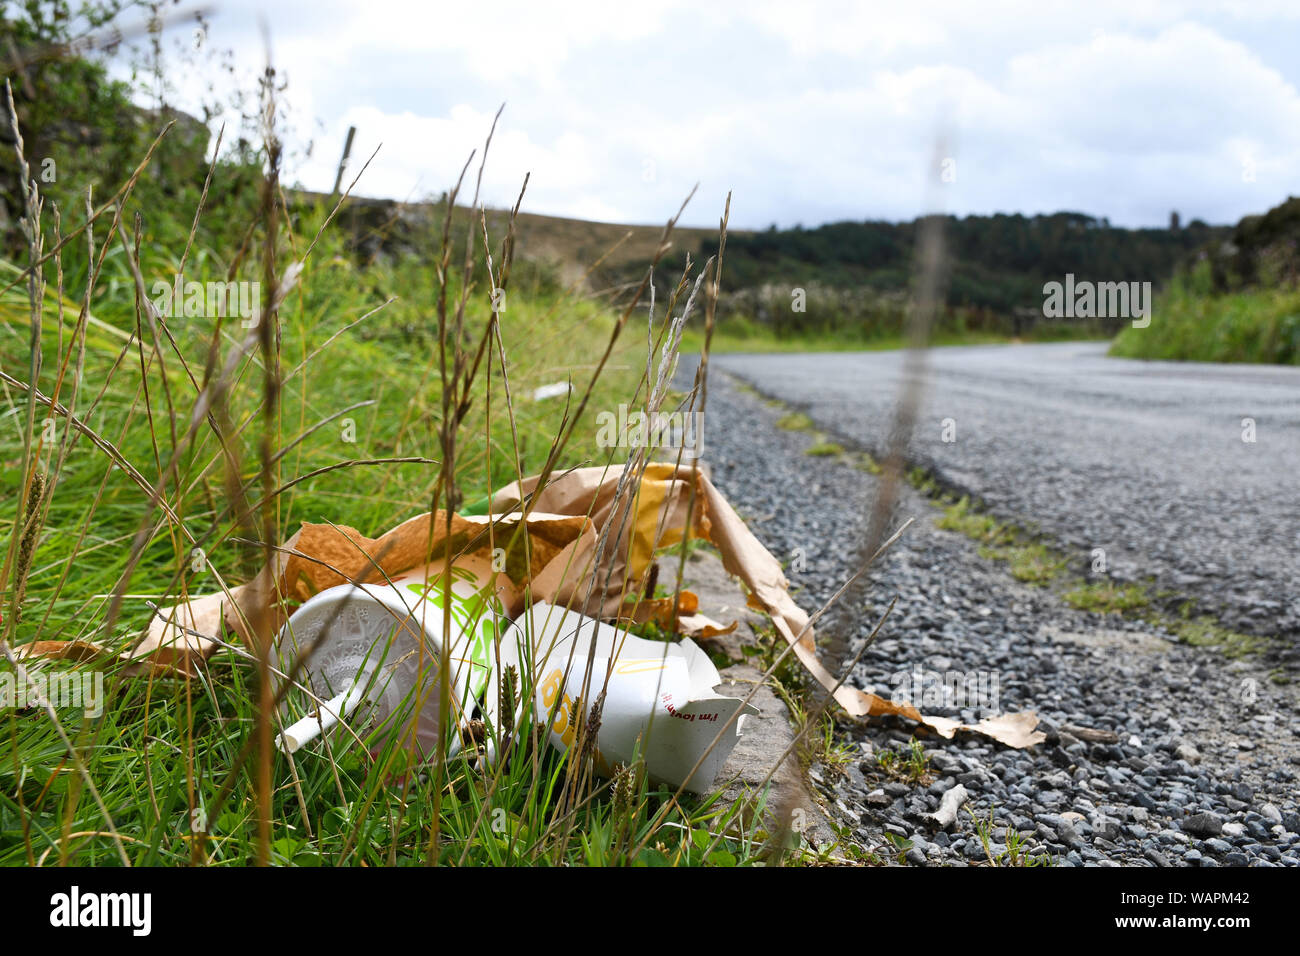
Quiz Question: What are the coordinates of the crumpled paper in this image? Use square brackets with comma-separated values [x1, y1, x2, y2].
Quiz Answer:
[504, 464, 1042, 748]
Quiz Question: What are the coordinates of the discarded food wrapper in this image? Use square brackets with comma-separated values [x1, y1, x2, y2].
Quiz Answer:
[482, 466, 1043, 748]
[128, 507, 584, 671]
[492, 601, 759, 793]
[22, 461, 1044, 753]
[274, 568, 757, 793]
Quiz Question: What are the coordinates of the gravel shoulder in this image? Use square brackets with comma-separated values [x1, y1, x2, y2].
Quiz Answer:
[710, 343, 1300, 661]
[694, 364, 1300, 867]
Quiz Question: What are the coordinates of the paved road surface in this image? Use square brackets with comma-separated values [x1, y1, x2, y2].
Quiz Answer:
[714, 342, 1300, 650]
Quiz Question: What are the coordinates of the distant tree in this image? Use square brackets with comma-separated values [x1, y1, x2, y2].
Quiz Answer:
[1, 1, 141, 240]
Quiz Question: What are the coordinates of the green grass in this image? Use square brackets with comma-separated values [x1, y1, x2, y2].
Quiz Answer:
[1061, 580, 1270, 661]
[684, 326, 1110, 356]
[1063, 581, 1151, 614]
[775, 411, 815, 431]
[804, 440, 844, 457]
[978, 542, 1067, 585]
[1165, 616, 1268, 660]
[874, 738, 930, 785]
[1, 246, 637, 640]
[1110, 265, 1300, 365]
[906, 466, 941, 496]
[936, 497, 1066, 585]
[897, 473, 1276, 669]
[936, 496, 1012, 547]
[745, 622, 845, 770]
[967, 806, 1054, 868]
[0, 263, 770, 864]
[728, 379, 785, 409]
[855, 453, 883, 475]
[929, 494, 1278, 665]
[0, 127, 787, 866]
[736, 389, 845, 459]
[1, 652, 761, 865]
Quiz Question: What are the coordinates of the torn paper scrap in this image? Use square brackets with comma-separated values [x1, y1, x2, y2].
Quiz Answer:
[532, 381, 572, 401]
[929, 783, 969, 830]
[919, 711, 1046, 749]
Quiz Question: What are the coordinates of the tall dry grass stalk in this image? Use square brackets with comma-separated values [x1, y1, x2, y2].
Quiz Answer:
[0, 44, 943, 864]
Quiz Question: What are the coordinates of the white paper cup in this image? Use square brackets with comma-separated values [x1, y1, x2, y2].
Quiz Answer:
[491, 601, 757, 793]
[274, 565, 510, 762]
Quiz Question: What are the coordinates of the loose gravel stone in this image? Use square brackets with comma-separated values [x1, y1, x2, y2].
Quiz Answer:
[689, 363, 1300, 867]
[1182, 812, 1224, 837]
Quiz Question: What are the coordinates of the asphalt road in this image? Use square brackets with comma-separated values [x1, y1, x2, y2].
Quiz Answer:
[713, 342, 1300, 650]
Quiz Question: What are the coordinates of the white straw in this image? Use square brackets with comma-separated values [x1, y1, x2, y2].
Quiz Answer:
[277, 680, 368, 754]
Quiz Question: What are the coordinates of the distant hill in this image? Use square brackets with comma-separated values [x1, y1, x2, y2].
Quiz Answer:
[677, 212, 1227, 312]
[307, 195, 1234, 341]
[291, 190, 737, 290]
[632, 211, 1230, 340]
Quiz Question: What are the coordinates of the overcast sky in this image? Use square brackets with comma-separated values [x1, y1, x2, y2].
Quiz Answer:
[129, 0, 1300, 230]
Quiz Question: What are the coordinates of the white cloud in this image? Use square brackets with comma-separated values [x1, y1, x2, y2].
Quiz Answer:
[295, 104, 605, 206]
[110, 0, 1300, 229]
[1005, 23, 1300, 153]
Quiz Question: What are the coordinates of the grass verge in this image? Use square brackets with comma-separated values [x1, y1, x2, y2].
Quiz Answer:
[685, 326, 1112, 356]
[1109, 265, 1300, 365]
[0, 93, 786, 866]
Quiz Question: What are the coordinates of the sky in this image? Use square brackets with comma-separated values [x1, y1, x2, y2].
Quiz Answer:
[112, 0, 1300, 230]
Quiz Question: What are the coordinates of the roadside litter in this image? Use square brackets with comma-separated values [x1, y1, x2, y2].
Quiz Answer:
[499, 601, 757, 792]
[20, 461, 1043, 793]
[268, 565, 755, 791]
